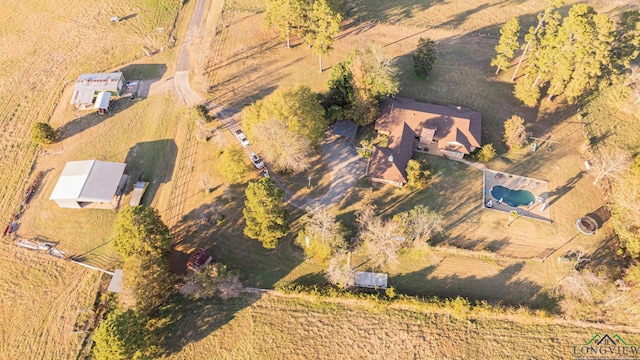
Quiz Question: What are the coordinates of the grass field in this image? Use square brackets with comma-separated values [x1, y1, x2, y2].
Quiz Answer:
[0, 0, 182, 357]
[174, 0, 640, 321]
[158, 292, 640, 359]
[0, 244, 102, 360]
[0, 0, 180, 227]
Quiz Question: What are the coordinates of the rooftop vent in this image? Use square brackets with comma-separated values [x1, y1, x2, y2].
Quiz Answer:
[388, 154, 394, 162]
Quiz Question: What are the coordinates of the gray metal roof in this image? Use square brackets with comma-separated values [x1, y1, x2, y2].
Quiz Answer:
[355, 271, 388, 289]
[70, 72, 124, 106]
[50, 160, 126, 202]
[93, 91, 111, 109]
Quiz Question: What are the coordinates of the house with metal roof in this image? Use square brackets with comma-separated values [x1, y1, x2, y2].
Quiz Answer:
[49, 160, 126, 209]
[368, 97, 482, 187]
[70, 72, 125, 109]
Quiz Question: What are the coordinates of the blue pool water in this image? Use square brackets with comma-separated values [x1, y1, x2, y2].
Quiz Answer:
[490, 185, 535, 208]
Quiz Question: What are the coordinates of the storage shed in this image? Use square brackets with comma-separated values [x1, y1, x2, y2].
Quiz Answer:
[93, 91, 112, 115]
[49, 160, 126, 209]
[355, 271, 388, 289]
[70, 72, 125, 109]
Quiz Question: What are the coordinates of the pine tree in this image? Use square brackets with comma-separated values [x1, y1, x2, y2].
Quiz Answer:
[503, 115, 528, 151]
[265, 0, 307, 48]
[491, 18, 520, 74]
[413, 37, 437, 77]
[243, 177, 289, 248]
[309, 0, 342, 72]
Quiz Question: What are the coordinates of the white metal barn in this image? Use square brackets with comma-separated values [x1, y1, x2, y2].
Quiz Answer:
[49, 160, 126, 209]
[70, 72, 125, 109]
[355, 271, 388, 289]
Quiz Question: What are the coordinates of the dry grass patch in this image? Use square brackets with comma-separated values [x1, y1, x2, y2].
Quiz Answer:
[160, 292, 640, 359]
[0, 244, 101, 359]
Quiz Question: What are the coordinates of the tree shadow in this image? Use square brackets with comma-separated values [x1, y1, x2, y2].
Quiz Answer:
[123, 140, 178, 206]
[119, 63, 167, 81]
[547, 171, 584, 207]
[170, 201, 304, 288]
[157, 292, 262, 356]
[391, 262, 553, 309]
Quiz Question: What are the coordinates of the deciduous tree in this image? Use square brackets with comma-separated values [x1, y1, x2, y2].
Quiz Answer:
[413, 37, 437, 77]
[358, 211, 403, 270]
[325, 249, 356, 289]
[243, 86, 327, 145]
[393, 205, 442, 249]
[590, 148, 630, 186]
[243, 177, 289, 248]
[217, 147, 251, 183]
[296, 205, 345, 263]
[92, 309, 156, 360]
[491, 18, 520, 74]
[503, 115, 528, 151]
[609, 156, 640, 258]
[253, 118, 312, 172]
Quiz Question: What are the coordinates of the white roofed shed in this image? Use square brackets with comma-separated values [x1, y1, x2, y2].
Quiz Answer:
[50, 160, 126, 208]
[355, 271, 388, 289]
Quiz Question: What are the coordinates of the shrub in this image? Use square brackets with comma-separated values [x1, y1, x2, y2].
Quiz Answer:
[31, 122, 55, 145]
[477, 144, 497, 163]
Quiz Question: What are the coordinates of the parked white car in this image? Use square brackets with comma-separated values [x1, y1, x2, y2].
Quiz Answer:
[234, 129, 250, 147]
[249, 153, 264, 169]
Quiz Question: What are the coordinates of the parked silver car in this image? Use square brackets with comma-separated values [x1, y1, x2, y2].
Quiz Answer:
[234, 129, 250, 147]
[249, 153, 264, 169]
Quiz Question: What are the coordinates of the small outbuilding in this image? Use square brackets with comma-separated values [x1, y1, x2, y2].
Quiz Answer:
[355, 271, 388, 289]
[107, 269, 124, 293]
[50, 160, 126, 209]
[186, 248, 213, 272]
[70, 72, 125, 109]
[93, 91, 112, 115]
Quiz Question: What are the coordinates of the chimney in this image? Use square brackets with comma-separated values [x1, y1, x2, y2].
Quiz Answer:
[388, 154, 394, 162]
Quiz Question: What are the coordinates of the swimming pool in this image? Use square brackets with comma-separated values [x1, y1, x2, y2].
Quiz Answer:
[490, 185, 535, 208]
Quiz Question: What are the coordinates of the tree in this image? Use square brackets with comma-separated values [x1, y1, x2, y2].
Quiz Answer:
[513, 74, 541, 107]
[477, 144, 497, 163]
[217, 147, 250, 183]
[503, 115, 527, 151]
[243, 177, 289, 248]
[253, 118, 312, 172]
[405, 159, 431, 190]
[325, 249, 356, 289]
[590, 148, 631, 186]
[512, 0, 564, 81]
[309, 0, 342, 72]
[350, 45, 400, 101]
[114, 206, 172, 258]
[360, 215, 403, 270]
[296, 205, 345, 262]
[113, 206, 174, 313]
[31, 122, 55, 145]
[609, 157, 640, 258]
[243, 86, 327, 145]
[265, 0, 307, 48]
[491, 18, 520, 74]
[92, 309, 156, 360]
[413, 37, 437, 77]
[123, 255, 174, 313]
[611, 11, 640, 71]
[393, 205, 443, 248]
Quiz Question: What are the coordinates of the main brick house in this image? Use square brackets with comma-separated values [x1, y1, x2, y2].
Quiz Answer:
[367, 97, 482, 187]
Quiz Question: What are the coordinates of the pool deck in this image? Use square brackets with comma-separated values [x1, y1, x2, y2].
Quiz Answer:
[483, 169, 551, 222]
